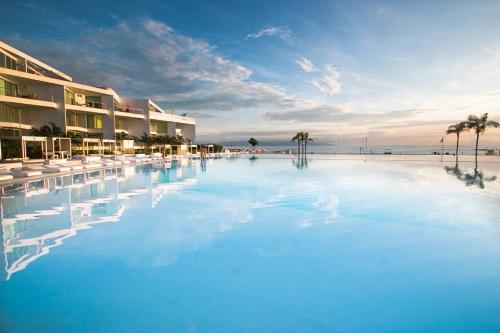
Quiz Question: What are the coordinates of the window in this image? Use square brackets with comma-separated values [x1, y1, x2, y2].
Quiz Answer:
[66, 111, 86, 127]
[85, 96, 102, 109]
[87, 114, 103, 129]
[151, 121, 167, 133]
[0, 103, 20, 123]
[0, 78, 18, 97]
[65, 89, 75, 105]
[115, 117, 126, 130]
[0, 53, 17, 70]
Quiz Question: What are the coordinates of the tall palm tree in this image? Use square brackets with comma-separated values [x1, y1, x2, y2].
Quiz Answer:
[446, 122, 468, 164]
[463, 113, 499, 166]
[302, 132, 313, 155]
[248, 137, 258, 154]
[292, 132, 302, 155]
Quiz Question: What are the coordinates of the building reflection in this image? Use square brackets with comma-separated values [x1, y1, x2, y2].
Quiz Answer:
[0, 161, 197, 281]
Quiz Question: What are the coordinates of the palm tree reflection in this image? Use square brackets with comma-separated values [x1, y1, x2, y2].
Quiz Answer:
[293, 155, 309, 169]
[444, 163, 497, 189]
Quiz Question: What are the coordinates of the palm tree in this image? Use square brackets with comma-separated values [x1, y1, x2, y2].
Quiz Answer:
[292, 132, 302, 155]
[248, 138, 258, 153]
[463, 113, 499, 166]
[31, 122, 64, 137]
[446, 122, 468, 164]
[302, 132, 313, 155]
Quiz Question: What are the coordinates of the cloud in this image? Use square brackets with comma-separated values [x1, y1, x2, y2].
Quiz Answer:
[9, 19, 298, 113]
[245, 26, 292, 41]
[296, 57, 315, 72]
[265, 106, 420, 123]
[311, 65, 341, 95]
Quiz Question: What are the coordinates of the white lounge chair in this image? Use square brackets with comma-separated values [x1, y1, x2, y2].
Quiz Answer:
[0, 170, 14, 181]
[19, 165, 65, 174]
[10, 167, 43, 177]
[101, 159, 116, 167]
[55, 162, 84, 171]
[82, 162, 103, 170]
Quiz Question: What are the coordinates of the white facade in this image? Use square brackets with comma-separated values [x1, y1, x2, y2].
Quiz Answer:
[0, 40, 195, 141]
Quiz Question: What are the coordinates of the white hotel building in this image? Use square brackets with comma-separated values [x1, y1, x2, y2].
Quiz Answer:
[0, 40, 195, 142]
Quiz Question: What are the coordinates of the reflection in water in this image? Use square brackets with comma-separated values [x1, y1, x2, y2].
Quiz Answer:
[0, 161, 197, 281]
[444, 163, 498, 189]
[293, 156, 309, 169]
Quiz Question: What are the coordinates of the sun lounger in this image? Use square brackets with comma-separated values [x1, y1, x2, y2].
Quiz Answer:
[56, 163, 83, 171]
[82, 162, 102, 170]
[152, 153, 163, 160]
[10, 168, 43, 177]
[113, 156, 132, 165]
[101, 160, 116, 167]
[19, 165, 69, 174]
[0, 170, 14, 181]
[53, 161, 84, 171]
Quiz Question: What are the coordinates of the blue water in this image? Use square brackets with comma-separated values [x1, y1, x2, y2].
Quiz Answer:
[1, 157, 500, 332]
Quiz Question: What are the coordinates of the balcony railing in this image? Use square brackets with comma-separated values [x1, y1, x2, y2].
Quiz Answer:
[114, 105, 144, 115]
[0, 88, 55, 102]
[67, 99, 106, 109]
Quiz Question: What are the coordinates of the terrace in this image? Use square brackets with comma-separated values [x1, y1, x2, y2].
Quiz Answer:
[64, 89, 110, 115]
[113, 104, 145, 118]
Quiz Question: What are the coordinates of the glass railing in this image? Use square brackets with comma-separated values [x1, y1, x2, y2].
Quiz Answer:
[85, 101, 106, 109]
[114, 105, 144, 115]
[66, 99, 106, 109]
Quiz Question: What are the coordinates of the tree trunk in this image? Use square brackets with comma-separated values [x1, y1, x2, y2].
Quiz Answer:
[475, 131, 479, 168]
[297, 141, 300, 155]
[455, 133, 460, 165]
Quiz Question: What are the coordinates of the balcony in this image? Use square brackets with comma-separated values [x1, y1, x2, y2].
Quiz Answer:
[0, 104, 32, 130]
[149, 112, 195, 125]
[0, 88, 57, 109]
[114, 104, 145, 119]
[65, 99, 109, 115]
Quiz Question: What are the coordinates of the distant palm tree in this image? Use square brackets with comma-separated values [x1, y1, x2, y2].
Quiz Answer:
[292, 132, 302, 155]
[302, 132, 313, 155]
[463, 113, 499, 166]
[446, 122, 468, 163]
[248, 137, 258, 153]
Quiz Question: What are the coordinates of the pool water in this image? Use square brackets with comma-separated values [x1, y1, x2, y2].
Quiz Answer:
[1, 157, 500, 332]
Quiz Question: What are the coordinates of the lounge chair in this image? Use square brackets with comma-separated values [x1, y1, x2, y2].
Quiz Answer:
[152, 152, 163, 160]
[10, 167, 43, 177]
[113, 156, 132, 165]
[54, 162, 84, 171]
[82, 162, 103, 170]
[101, 159, 117, 167]
[20, 165, 69, 174]
[0, 170, 14, 181]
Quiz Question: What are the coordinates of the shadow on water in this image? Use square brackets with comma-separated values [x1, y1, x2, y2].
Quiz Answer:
[444, 162, 497, 189]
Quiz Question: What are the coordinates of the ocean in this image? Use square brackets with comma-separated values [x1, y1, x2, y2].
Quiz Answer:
[225, 144, 500, 155]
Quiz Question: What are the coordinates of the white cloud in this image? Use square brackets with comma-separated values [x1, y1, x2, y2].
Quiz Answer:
[245, 26, 292, 41]
[311, 65, 341, 95]
[296, 57, 315, 72]
[11, 19, 297, 112]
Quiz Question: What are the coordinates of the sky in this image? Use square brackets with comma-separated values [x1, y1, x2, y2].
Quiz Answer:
[1, 0, 500, 145]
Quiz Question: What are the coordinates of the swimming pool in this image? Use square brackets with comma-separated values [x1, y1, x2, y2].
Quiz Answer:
[1, 156, 500, 332]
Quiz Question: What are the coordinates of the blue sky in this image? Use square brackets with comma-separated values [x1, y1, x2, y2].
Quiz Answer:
[1, 0, 500, 144]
